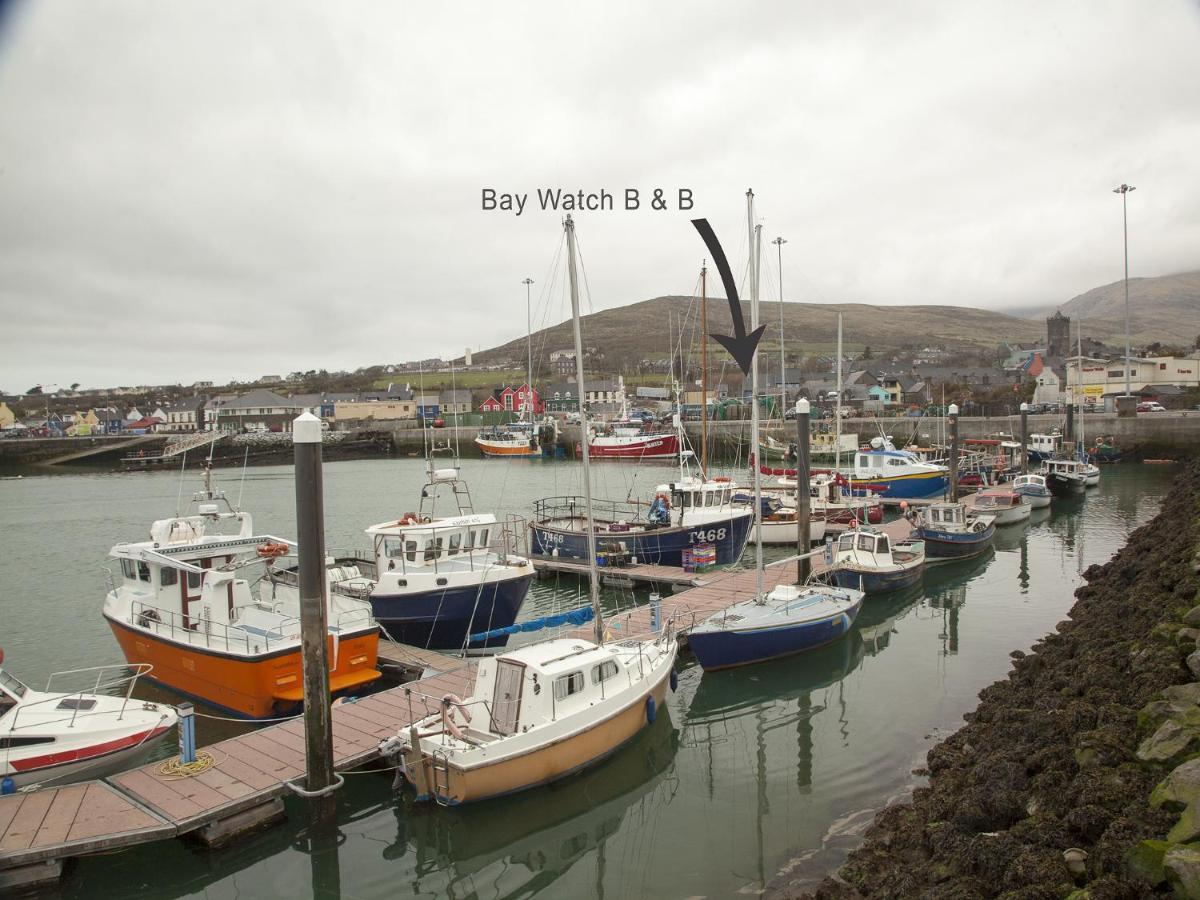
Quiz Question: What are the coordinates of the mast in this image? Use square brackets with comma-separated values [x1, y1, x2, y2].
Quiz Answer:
[565, 215, 604, 644]
[748, 191, 764, 604]
[700, 264, 709, 477]
[522, 277, 534, 425]
[1076, 314, 1085, 457]
[774, 236, 787, 419]
[834, 313, 843, 473]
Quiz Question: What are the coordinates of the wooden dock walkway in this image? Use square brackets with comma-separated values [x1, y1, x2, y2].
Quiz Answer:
[0, 521, 914, 885]
[530, 554, 708, 588]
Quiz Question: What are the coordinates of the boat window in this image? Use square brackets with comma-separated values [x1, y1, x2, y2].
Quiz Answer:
[0, 668, 27, 699]
[160, 567, 178, 588]
[838, 534, 855, 551]
[592, 660, 619, 684]
[382, 537, 403, 559]
[705, 491, 717, 508]
[187, 571, 202, 591]
[0, 736, 55, 748]
[858, 455, 867, 467]
[889, 458, 905, 467]
[553, 671, 585, 701]
[403, 540, 417, 562]
[877, 535, 890, 554]
[479, 528, 489, 548]
[448, 533, 462, 555]
[121, 559, 136, 580]
[857, 534, 875, 552]
[137, 562, 151, 583]
[423, 537, 443, 561]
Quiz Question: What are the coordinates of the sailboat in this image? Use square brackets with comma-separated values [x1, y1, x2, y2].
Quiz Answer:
[475, 281, 543, 458]
[1072, 317, 1101, 487]
[379, 215, 677, 805]
[686, 192, 863, 673]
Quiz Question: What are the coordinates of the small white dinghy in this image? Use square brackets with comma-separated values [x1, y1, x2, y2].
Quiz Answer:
[0, 650, 177, 790]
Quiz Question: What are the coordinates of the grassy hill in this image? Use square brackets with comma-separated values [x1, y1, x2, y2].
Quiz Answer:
[1050, 271, 1200, 346]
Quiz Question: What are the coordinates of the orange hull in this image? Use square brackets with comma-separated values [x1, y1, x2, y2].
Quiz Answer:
[106, 617, 381, 719]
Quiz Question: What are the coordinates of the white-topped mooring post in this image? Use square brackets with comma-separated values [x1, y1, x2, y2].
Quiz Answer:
[1019, 402, 1029, 475]
[948, 403, 960, 503]
[293, 412, 336, 821]
[795, 398, 811, 584]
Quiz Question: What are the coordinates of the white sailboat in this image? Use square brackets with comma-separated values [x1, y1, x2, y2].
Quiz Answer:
[380, 215, 677, 805]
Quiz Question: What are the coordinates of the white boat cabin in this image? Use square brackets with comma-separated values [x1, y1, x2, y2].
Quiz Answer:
[921, 502, 967, 529]
[834, 530, 923, 568]
[366, 513, 501, 577]
[972, 490, 1023, 511]
[1029, 433, 1061, 456]
[1043, 458, 1085, 477]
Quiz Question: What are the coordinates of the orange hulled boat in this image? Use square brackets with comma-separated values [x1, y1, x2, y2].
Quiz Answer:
[101, 466, 381, 719]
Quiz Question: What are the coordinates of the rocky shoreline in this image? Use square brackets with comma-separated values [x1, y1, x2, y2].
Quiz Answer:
[772, 459, 1200, 898]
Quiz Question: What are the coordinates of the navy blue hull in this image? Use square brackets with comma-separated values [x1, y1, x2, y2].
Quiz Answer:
[917, 524, 995, 559]
[370, 574, 534, 650]
[690, 598, 863, 671]
[833, 563, 923, 594]
[529, 512, 753, 568]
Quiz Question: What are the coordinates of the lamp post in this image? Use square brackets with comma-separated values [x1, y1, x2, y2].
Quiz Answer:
[1112, 184, 1135, 397]
[1019, 402, 1029, 474]
[773, 237, 787, 414]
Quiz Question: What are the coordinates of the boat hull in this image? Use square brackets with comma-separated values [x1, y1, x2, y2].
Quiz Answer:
[475, 438, 539, 458]
[1013, 487, 1052, 508]
[589, 434, 679, 458]
[847, 472, 948, 500]
[917, 524, 995, 559]
[530, 511, 753, 568]
[974, 504, 1030, 526]
[832, 561, 924, 594]
[689, 598, 863, 671]
[750, 516, 827, 546]
[370, 572, 534, 650]
[416, 667, 672, 805]
[4, 725, 175, 789]
[105, 617, 381, 719]
[1046, 474, 1086, 497]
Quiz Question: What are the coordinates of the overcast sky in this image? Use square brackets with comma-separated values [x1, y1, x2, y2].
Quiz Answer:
[1, 1, 1198, 392]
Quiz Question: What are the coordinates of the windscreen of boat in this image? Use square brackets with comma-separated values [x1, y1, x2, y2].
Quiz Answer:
[0, 668, 28, 699]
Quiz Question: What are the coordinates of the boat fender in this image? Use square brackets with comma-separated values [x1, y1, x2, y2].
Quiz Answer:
[972, 520, 987, 532]
[645, 695, 656, 724]
[669, 669, 678, 692]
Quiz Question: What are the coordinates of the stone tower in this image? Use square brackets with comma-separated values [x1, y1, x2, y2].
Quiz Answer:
[1047, 310, 1070, 358]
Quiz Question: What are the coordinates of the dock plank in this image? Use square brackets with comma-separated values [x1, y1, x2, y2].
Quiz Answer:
[0, 789, 55, 851]
[30, 784, 87, 847]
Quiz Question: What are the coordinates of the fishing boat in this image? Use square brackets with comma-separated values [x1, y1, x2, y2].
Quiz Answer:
[830, 529, 926, 594]
[1027, 432, 1062, 464]
[272, 463, 536, 651]
[1011, 473, 1052, 508]
[1070, 318, 1101, 489]
[102, 466, 381, 719]
[588, 421, 680, 459]
[0, 650, 177, 789]
[845, 436, 949, 499]
[378, 214, 677, 806]
[474, 422, 541, 458]
[748, 496, 828, 545]
[912, 501, 995, 559]
[1041, 457, 1087, 497]
[770, 472, 884, 525]
[968, 488, 1031, 526]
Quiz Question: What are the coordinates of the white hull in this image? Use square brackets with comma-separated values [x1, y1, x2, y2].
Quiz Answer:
[750, 517, 828, 546]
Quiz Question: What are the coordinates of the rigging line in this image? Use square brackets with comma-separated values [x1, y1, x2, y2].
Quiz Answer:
[174, 450, 187, 516]
[235, 446, 250, 509]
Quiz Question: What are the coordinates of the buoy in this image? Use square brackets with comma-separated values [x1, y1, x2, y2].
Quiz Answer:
[669, 669, 678, 692]
[645, 695, 657, 724]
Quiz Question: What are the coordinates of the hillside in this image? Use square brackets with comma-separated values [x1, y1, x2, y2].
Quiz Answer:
[1052, 270, 1200, 346]
[471, 297, 1046, 366]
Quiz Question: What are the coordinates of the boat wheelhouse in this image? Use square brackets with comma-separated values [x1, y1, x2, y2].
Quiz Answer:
[530, 477, 753, 568]
[968, 488, 1031, 525]
[914, 501, 996, 559]
[1027, 432, 1062, 464]
[1011, 473, 1052, 508]
[0, 653, 176, 788]
[1041, 457, 1087, 497]
[831, 529, 926, 594]
[102, 469, 380, 719]
[846, 437, 949, 499]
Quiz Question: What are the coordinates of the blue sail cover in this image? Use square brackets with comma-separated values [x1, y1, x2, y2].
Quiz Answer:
[469, 605, 594, 643]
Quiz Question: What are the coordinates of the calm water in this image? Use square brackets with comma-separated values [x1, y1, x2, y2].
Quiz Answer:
[0, 458, 1176, 898]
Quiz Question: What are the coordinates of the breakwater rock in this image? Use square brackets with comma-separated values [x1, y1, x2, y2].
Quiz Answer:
[775, 460, 1200, 898]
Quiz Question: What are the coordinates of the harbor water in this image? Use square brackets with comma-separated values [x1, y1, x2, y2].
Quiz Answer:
[0, 458, 1177, 897]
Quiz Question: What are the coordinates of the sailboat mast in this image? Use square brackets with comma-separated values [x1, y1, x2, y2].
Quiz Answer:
[1077, 314, 1085, 455]
[747, 190, 764, 604]
[834, 313, 843, 473]
[564, 215, 604, 643]
[775, 236, 787, 417]
[700, 264, 709, 478]
[523, 277, 534, 423]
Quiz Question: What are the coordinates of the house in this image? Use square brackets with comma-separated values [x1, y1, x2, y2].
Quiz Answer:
[192, 381, 213, 390]
[635, 386, 670, 402]
[549, 350, 577, 376]
[439, 389, 472, 415]
[1030, 354, 1066, 406]
[124, 407, 145, 423]
[125, 416, 163, 434]
[479, 384, 543, 415]
[584, 377, 624, 406]
[212, 390, 304, 432]
[874, 372, 916, 406]
[415, 394, 440, 420]
[158, 399, 205, 432]
[542, 383, 579, 413]
[1066, 352, 1200, 398]
[904, 380, 932, 406]
[0, 402, 15, 430]
[333, 399, 416, 422]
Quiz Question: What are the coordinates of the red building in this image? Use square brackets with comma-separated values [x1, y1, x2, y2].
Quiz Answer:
[479, 384, 542, 414]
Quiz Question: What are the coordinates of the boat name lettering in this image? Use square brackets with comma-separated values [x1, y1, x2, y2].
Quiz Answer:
[689, 528, 727, 543]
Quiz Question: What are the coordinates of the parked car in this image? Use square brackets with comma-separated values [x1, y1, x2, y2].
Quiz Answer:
[1137, 402, 1166, 413]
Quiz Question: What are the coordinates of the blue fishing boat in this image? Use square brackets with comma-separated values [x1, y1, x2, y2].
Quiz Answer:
[530, 477, 754, 568]
[1011, 473, 1052, 508]
[830, 529, 926, 593]
[1026, 432, 1062, 465]
[844, 437, 948, 499]
[913, 501, 995, 559]
[689, 584, 864, 671]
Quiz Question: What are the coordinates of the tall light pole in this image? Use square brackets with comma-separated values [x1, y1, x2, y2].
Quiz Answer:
[773, 237, 787, 414]
[522, 277, 534, 418]
[1112, 183, 1135, 397]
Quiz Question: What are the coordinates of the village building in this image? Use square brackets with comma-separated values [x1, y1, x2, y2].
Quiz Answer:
[212, 390, 304, 432]
[479, 384, 543, 415]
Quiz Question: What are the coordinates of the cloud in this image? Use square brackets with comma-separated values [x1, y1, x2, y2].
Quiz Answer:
[1, 0, 1198, 390]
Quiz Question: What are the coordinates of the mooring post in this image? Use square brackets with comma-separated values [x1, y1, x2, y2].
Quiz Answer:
[1019, 401, 1029, 474]
[293, 411, 336, 822]
[948, 403, 960, 502]
[177, 702, 196, 765]
[795, 398, 811, 583]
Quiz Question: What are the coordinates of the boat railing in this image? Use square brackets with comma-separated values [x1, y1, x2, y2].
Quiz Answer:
[128, 600, 299, 655]
[533, 495, 649, 527]
[10, 663, 155, 732]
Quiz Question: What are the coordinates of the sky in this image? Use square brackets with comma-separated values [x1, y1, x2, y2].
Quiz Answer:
[1, 0, 1199, 392]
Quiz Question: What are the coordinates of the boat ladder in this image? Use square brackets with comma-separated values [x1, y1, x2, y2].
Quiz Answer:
[430, 749, 453, 806]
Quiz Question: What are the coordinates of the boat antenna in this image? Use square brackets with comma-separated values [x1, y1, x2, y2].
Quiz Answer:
[748, 191, 764, 605]
[565, 215, 604, 644]
[235, 445, 250, 510]
[700, 260, 709, 478]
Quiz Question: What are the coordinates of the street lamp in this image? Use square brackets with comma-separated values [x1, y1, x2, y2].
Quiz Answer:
[1112, 183, 1135, 397]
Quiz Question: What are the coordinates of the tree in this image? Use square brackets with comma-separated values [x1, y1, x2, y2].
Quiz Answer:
[70, 382, 80, 391]
[862, 346, 873, 360]
[26, 385, 42, 395]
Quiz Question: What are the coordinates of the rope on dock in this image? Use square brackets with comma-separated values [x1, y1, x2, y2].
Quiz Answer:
[157, 749, 217, 778]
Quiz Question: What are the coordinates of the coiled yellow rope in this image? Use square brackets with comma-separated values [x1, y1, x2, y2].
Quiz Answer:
[157, 750, 216, 778]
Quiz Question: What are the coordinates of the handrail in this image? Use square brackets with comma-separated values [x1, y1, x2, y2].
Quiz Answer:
[10, 663, 154, 732]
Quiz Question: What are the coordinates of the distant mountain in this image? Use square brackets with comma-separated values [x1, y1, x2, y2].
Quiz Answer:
[472, 296, 1045, 366]
[1047, 271, 1200, 346]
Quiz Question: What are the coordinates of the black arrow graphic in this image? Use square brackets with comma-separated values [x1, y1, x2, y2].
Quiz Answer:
[691, 218, 766, 376]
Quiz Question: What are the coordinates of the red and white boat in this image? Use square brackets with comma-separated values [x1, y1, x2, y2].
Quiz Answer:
[587, 423, 680, 459]
[0, 651, 177, 789]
